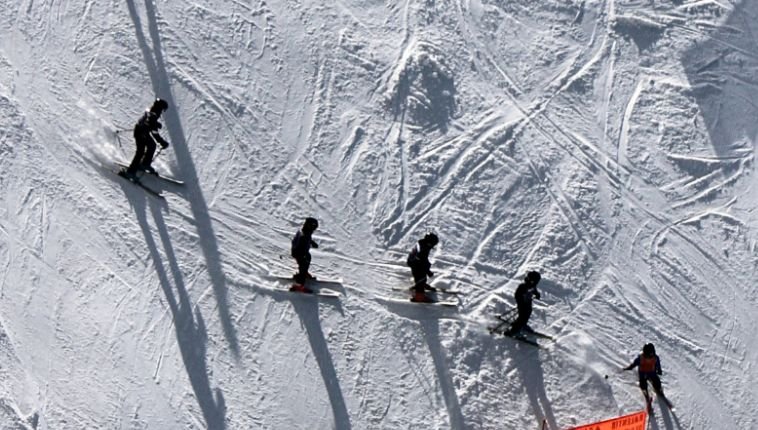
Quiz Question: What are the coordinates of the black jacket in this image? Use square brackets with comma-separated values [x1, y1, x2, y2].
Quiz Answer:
[407, 242, 432, 274]
[134, 110, 169, 146]
[514, 281, 540, 308]
[291, 229, 317, 258]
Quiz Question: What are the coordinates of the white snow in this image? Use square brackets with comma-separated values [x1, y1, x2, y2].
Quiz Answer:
[1, 0, 756, 428]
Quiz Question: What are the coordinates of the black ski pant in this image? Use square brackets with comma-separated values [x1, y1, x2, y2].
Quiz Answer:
[639, 374, 663, 396]
[294, 253, 311, 284]
[127, 132, 157, 174]
[410, 265, 429, 293]
[510, 302, 533, 333]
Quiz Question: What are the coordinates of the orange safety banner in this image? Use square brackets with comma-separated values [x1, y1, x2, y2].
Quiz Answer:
[567, 410, 647, 430]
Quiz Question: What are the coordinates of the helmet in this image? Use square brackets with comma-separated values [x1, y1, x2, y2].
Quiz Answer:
[303, 217, 319, 231]
[525, 271, 541, 284]
[423, 232, 439, 247]
[151, 98, 169, 113]
[643, 343, 656, 356]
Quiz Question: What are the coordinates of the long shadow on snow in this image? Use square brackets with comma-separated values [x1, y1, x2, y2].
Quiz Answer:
[420, 319, 466, 429]
[125, 0, 240, 357]
[512, 345, 556, 429]
[650, 396, 679, 430]
[380, 302, 466, 428]
[128, 191, 226, 428]
[681, 3, 758, 158]
[251, 286, 352, 429]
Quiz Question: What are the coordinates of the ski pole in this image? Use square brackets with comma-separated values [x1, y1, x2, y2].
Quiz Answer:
[152, 147, 163, 163]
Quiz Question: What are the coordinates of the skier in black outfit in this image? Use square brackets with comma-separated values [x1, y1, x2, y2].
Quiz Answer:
[291, 217, 319, 292]
[623, 343, 672, 412]
[406, 232, 439, 303]
[505, 271, 541, 336]
[121, 98, 170, 180]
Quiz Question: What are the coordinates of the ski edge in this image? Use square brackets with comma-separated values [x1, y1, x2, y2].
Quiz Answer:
[267, 273, 343, 285]
[375, 295, 458, 307]
[115, 170, 165, 199]
[116, 162, 184, 185]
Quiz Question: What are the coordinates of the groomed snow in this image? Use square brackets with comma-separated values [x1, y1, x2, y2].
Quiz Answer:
[0, 0, 756, 428]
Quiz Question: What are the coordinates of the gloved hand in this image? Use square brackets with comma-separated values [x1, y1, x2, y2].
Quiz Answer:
[311, 241, 319, 249]
[535, 292, 541, 300]
[156, 121, 163, 129]
[427, 271, 434, 277]
[160, 141, 170, 149]
[657, 369, 662, 376]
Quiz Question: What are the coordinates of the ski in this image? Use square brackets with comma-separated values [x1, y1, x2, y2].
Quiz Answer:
[503, 333, 540, 347]
[267, 273, 343, 286]
[488, 325, 540, 347]
[488, 318, 545, 347]
[286, 287, 341, 298]
[527, 330, 554, 340]
[391, 286, 462, 295]
[660, 396, 674, 411]
[116, 162, 184, 185]
[376, 295, 458, 307]
[116, 170, 165, 199]
[251, 282, 341, 299]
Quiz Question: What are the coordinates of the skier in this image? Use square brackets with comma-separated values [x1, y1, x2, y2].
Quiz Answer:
[120, 98, 170, 180]
[623, 343, 672, 412]
[504, 271, 541, 336]
[406, 232, 439, 302]
[290, 217, 319, 292]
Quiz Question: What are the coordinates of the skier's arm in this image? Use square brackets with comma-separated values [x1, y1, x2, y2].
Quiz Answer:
[310, 239, 318, 249]
[655, 357, 662, 375]
[151, 130, 170, 149]
[623, 356, 640, 371]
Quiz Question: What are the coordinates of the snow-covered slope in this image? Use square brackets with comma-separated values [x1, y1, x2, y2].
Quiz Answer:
[1, 0, 756, 428]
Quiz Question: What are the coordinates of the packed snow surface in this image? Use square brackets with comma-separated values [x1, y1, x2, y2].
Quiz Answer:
[1, 0, 756, 429]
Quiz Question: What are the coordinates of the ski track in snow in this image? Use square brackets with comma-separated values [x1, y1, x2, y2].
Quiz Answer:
[1, 0, 757, 428]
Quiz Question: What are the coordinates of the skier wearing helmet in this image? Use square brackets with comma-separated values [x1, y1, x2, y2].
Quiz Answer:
[624, 343, 673, 412]
[290, 217, 319, 292]
[406, 232, 439, 302]
[505, 271, 542, 336]
[121, 98, 171, 180]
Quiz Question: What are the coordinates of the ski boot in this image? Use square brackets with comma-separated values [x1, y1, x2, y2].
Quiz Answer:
[140, 164, 157, 175]
[410, 291, 433, 303]
[289, 284, 313, 294]
[118, 169, 139, 182]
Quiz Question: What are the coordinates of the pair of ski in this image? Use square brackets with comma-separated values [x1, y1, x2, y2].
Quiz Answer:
[266, 274, 343, 298]
[115, 162, 184, 199]
[384, 286, 461, 307]
[488, 312, 553, 347]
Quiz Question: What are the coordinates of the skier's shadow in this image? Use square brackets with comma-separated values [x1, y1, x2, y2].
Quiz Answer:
[125, 0, 240, 360]
[653, 397, 680, 430]
[291, 298, 352, 430]
[511, 342, 556, 428]
[379, 302, 466, 428]
[420, 319, 467, 429]
[252, 287, 351, 429]
[127, 194, 226, 429]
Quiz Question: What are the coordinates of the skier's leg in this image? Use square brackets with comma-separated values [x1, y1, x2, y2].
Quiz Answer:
[127, 135, 147, 175]
[142, 139, 157, 170]
[650, 375, 667, 399]
[410, 266, 431, 302]
[294, 253, 312, 283]
[508, 304, 532, 335]
[640, 377, 652, 411]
